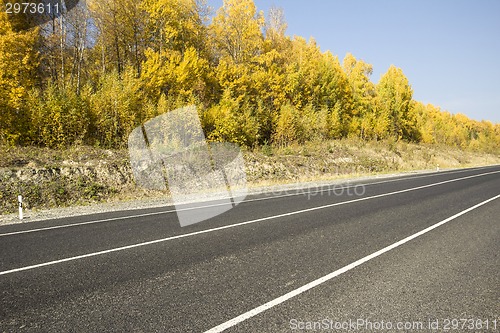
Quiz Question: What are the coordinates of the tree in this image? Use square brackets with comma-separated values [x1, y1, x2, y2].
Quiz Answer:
[140, 0, 213, 102]
[141, 46, 211, 102]
[249, 49, 286, 140]
[28, 83, 91, 148]
[38, 1, 93, 92]
[264, 6, 288, 52]
[0, 7, 39, 144]
[318, 51, 353, 137]
[203, 89, 260, 146]
[273, 103, 297, 147]
[88, 0, 148, 76]
[210, 0, 264, 64]
[89, 69, 145, 147]
[209, 0, 265, 107]
[413, 101, 434, 144]
[142, 0, 209, 55]
[65, 2, 93, 93]
[251, 6, 290, 111]
[342, 53, 376, 138]
[376, 65, 419, 141]
[0, 0, 497, 153]
[283, 37, 320, 109]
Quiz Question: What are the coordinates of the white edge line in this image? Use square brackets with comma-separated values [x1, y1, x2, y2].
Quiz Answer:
[0, 166, 494, 237]
[0, 209, 178, 237]
[0, 169, 498, 276]
[242, 166, 489, 204]
[203, 193, 500, 333]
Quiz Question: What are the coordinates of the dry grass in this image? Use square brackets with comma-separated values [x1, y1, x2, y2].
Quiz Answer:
[1, 140, 499, 215]
[245, 138, 500, 187]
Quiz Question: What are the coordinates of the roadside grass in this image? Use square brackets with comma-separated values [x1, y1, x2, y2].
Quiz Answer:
[0, 145, 129, 168]
[1, 140, 499, 215]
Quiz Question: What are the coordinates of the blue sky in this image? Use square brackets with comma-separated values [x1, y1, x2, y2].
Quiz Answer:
[207, 0, 500, 123]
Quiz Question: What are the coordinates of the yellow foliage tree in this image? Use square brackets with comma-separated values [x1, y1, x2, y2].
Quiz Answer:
[203, 90, 260, 146]
[273, 103, 297, 147]
[343, 53, 376, 138]
[376, 65, 419, 141]
[0, 9, 39, 144]
[89, 69, 145, 147]
[142, 46, 211, 102]
[210, 0, 264, 64]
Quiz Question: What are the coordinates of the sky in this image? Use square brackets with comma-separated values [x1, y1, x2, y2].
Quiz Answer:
[207, 0, 500, 123]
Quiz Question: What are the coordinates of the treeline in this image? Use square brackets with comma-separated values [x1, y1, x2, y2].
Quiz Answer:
[1, 0, 499, 152]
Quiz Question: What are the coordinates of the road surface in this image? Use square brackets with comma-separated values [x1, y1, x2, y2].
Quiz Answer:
[1, 165, 499, 332]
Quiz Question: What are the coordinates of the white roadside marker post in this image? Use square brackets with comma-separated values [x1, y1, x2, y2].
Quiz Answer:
[18, 195, 23, 221]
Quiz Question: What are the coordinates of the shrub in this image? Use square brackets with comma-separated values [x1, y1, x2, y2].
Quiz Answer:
[27, 83, 90, 148]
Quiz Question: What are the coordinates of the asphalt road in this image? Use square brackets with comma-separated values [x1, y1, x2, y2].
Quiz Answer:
[1, 165, 499, 332]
